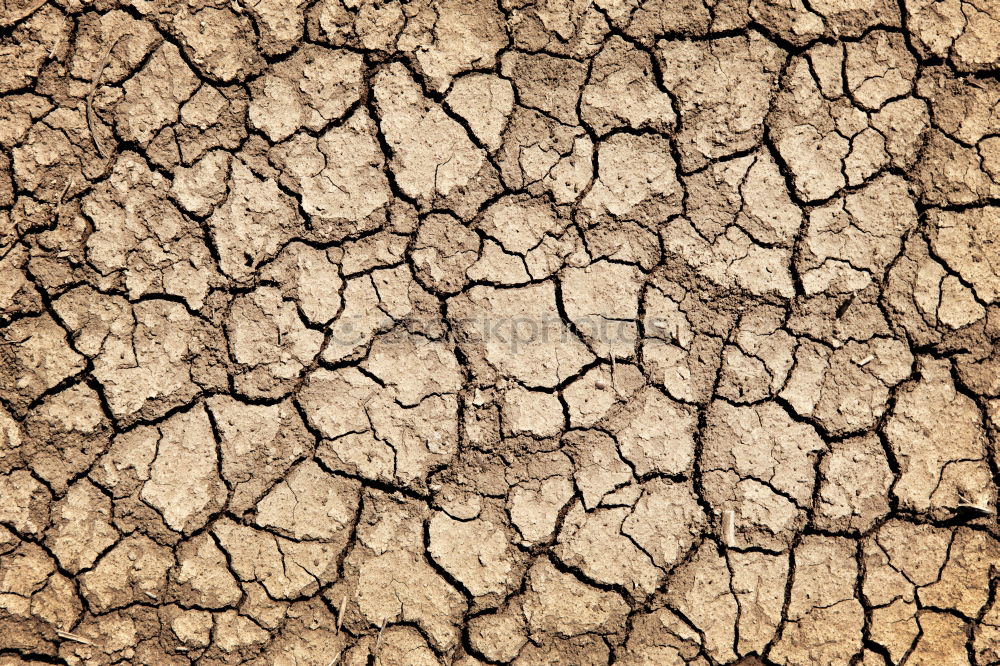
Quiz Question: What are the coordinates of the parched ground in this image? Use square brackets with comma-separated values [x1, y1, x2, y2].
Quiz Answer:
[1, 0, 999, 663]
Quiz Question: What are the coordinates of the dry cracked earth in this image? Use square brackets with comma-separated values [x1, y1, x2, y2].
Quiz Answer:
[1, 0, 1000, 664]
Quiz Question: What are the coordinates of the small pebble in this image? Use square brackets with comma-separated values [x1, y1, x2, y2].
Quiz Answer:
[595, 380, 607, 390]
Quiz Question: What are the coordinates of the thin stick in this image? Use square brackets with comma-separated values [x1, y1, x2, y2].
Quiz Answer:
[47, 32, 61, 60]
[55, 630, 94, 646]
[374, 619, 385, 654]
[55, 176, 73, 209]
[0, 0, 49, 28]
[723, 510, 735, 547]
[86, 36, 124, 159]
[610, 354, 619, 395]
[46, 176, 74, 231]
[336, 594, 347, 634]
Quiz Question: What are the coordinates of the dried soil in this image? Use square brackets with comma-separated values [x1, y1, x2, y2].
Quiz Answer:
[1, 0, 999, 663]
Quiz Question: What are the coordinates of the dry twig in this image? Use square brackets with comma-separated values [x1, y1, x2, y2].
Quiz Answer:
[336, 594, 347, 634]
[55, 630, 94, 646]
[373, 619, 386, 655]
[0, 0, 49, 28]
[86, 36, 124, 159]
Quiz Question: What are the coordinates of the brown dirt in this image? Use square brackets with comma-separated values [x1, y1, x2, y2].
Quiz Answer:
[0, 0, 999, 664]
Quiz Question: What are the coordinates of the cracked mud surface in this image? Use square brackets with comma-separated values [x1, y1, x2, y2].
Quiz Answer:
[0, 0, 999, 663]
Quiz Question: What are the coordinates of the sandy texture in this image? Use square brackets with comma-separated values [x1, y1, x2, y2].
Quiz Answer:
[1, 0, 999, 663]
